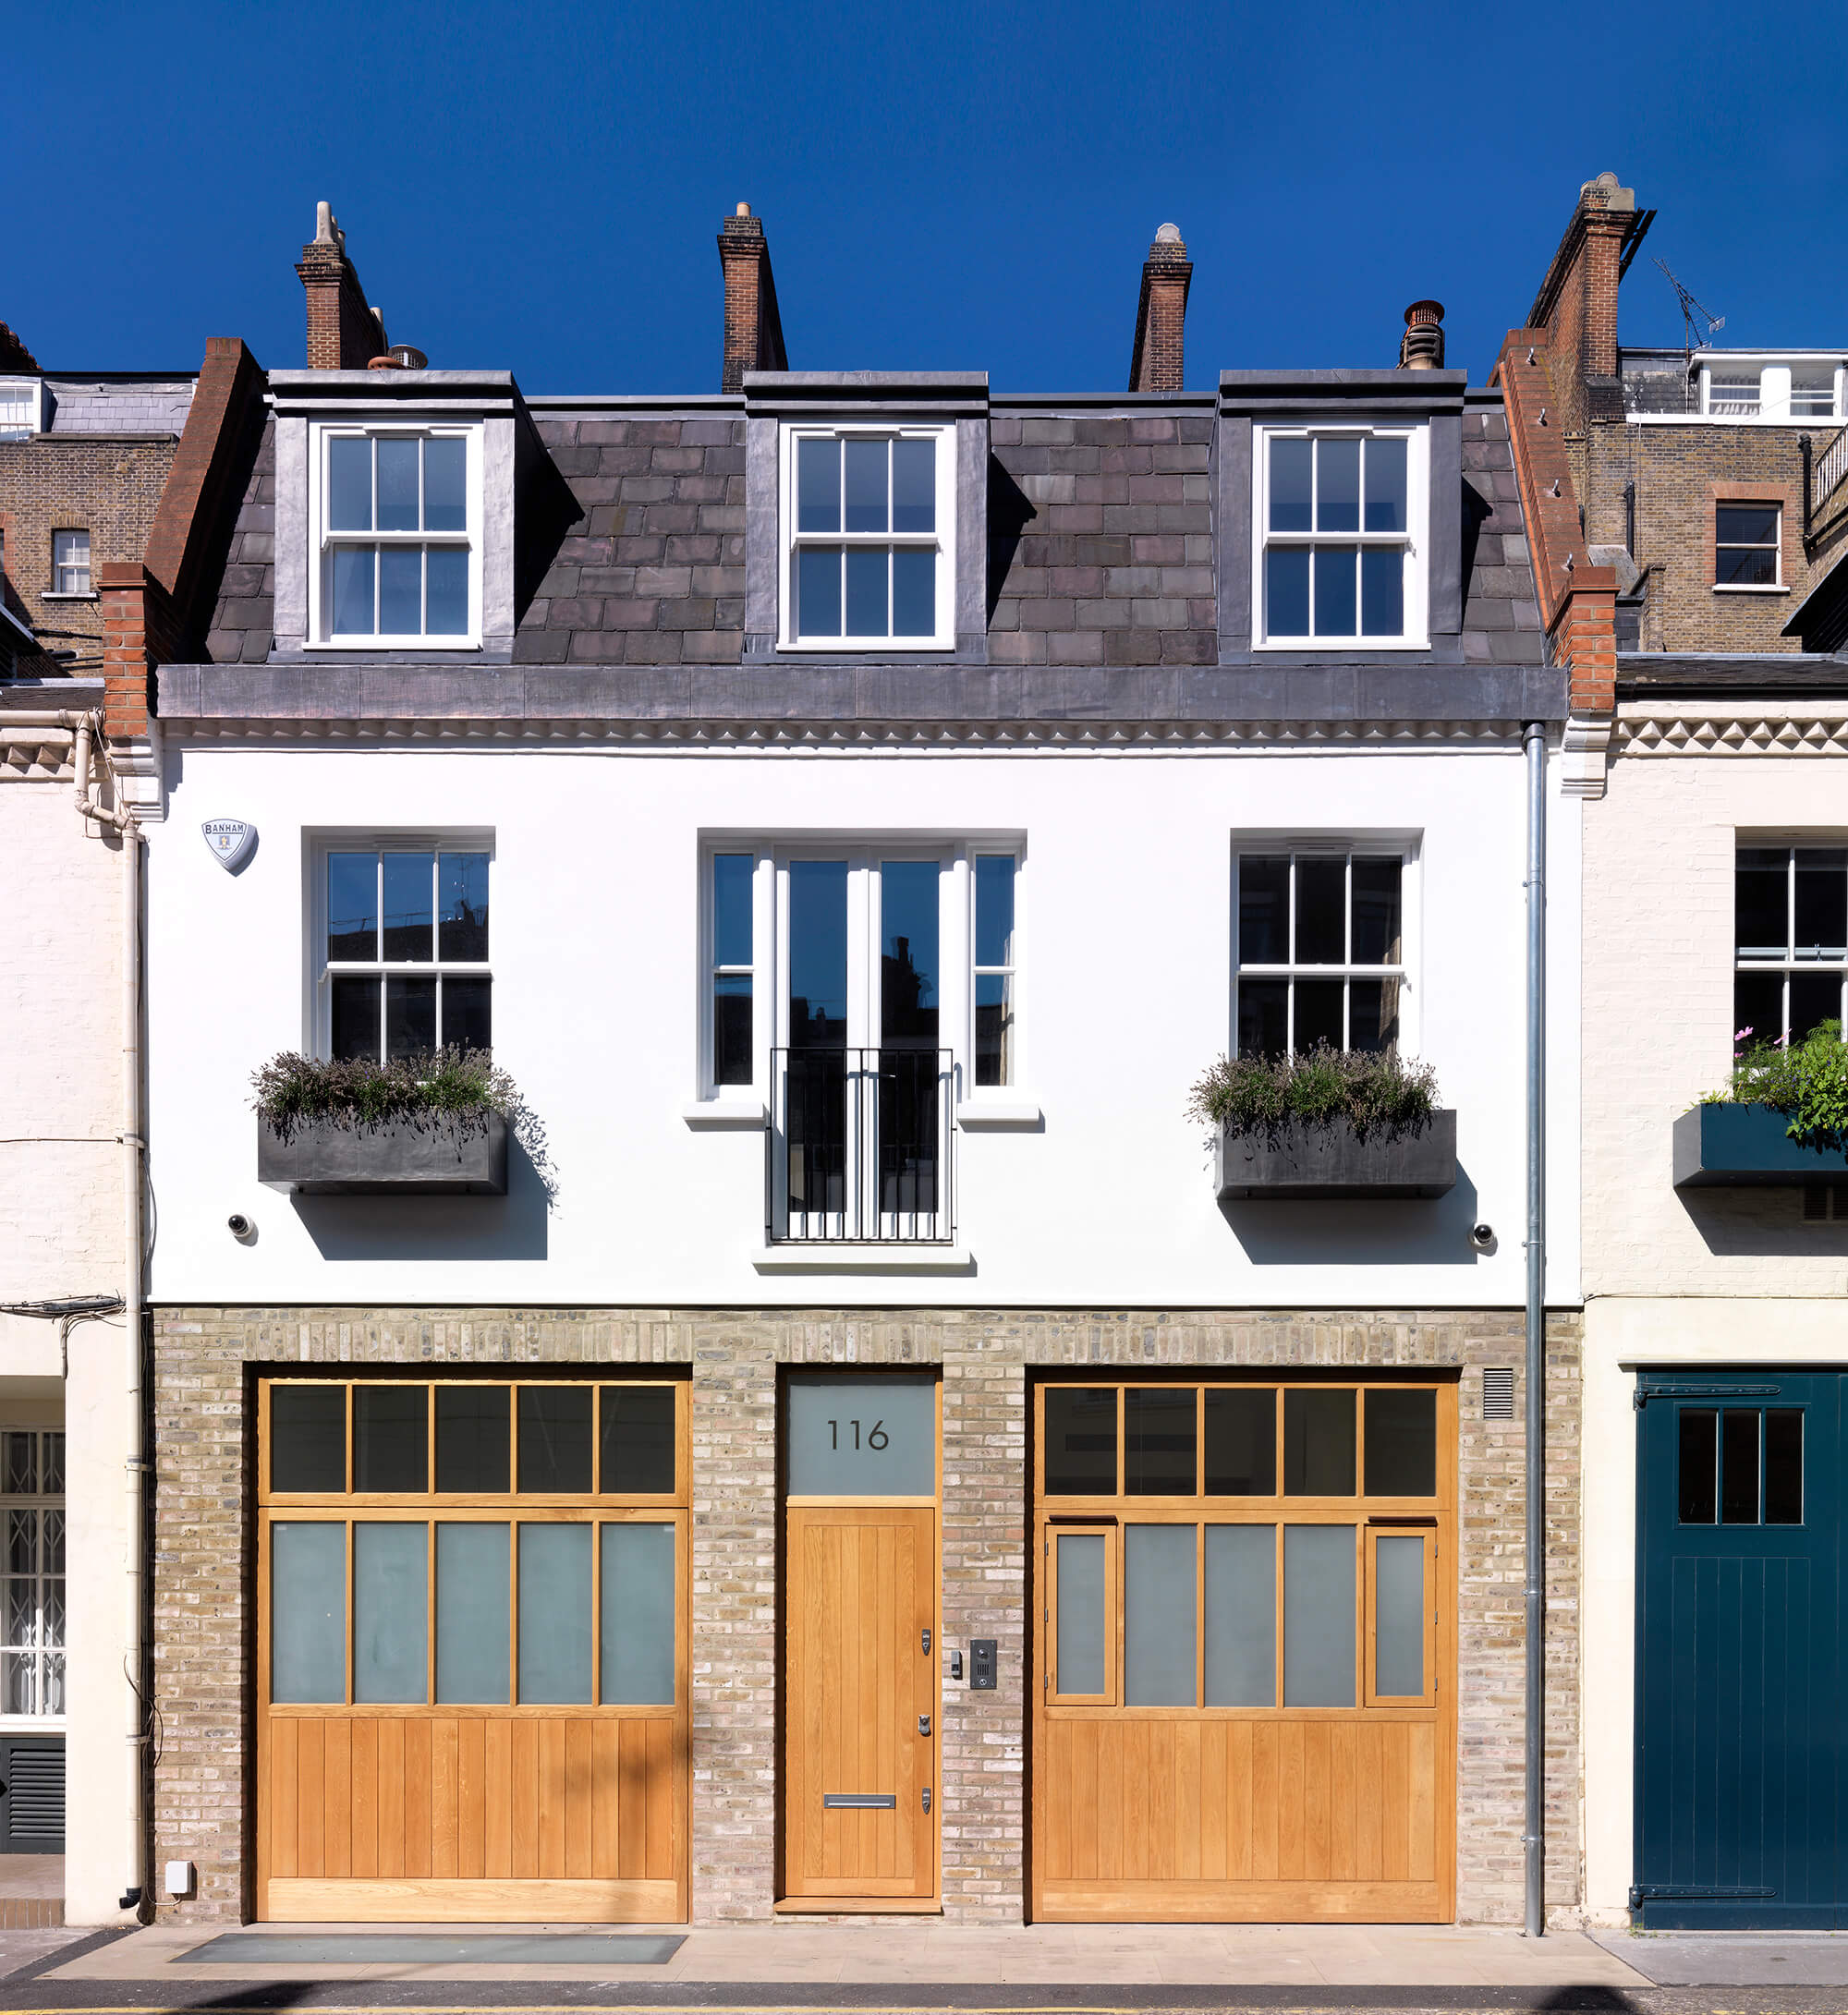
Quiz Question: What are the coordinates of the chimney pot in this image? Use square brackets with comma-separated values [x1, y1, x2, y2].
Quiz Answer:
[1399, 299, 1446, 370]
[1155, 222, 1182, 245]
[736, 201, 751, 217]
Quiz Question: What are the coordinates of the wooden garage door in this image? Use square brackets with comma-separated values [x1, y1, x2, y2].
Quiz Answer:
[257, 1377, 689, 1923]
[1032, 1378, 1455, 1924]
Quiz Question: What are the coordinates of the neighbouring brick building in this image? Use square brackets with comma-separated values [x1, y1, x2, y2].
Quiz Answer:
[128, 202, 1582, 1934]
[1499, 174, 1848, 1933]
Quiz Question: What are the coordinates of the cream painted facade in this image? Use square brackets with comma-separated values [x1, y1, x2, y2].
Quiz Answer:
[1579, 710, 1848, 1925]
[0, 718, 142, 1925]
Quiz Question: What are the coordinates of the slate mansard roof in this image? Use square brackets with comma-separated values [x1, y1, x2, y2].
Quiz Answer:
[190, 370, 1553, 730]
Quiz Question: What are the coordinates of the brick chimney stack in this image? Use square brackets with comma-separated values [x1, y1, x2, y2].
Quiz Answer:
[1524, 171, 1652, 433]
[718, 203, 787, 395]
[0, 321, 39, 372]
[1128, 224, 1192, 394]
[297, 201, 389, 370]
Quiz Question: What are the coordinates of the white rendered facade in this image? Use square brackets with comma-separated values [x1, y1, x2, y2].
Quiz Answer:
[1579, 720, 1848, 1925]
[0, 717, 141, 1925]
[144, 736, 1581, 1315]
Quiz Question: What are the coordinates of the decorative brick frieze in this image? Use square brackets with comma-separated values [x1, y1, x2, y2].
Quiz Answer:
[152, 1303, 1581, 1929]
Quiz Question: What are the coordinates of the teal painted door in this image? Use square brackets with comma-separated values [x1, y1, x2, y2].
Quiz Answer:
[1635, 1368, 1839, 1927]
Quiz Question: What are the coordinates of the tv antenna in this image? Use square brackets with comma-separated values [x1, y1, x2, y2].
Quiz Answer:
[1654, 258, 1724, 357]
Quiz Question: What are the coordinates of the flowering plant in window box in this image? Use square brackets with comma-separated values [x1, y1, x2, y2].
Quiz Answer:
[252, 1047, 518, 1196]
[1676, 1021, 1848, 1187]
[1188, 1045, 1454, 1201]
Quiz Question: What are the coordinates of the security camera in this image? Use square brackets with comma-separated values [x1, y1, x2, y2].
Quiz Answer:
[1468, 1222, 1495, 1252]
[227, 1213, 253, 1240]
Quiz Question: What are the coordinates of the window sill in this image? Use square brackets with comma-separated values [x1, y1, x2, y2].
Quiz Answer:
[0, 1715, 65, 1734]
[750, 1244, 974, 1274]
[310, 637, 485, 649]
[955, 1098, 1042, 1130]
[777, 638, 955, 653]
[1251, 636, 1430, 651]
[1711, 584, 1789, 595]
[41, 591, 97, 602]
[681, 1097, 766, 1131]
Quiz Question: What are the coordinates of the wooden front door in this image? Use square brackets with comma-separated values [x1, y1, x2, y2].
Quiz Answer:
[781, 1375, 940, 1908]
[256, 1376, 690, 1924]
[1032, 1378, 1455, 1923]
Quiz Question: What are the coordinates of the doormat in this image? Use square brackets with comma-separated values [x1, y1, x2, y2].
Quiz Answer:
[187, 1932, 686, 1965]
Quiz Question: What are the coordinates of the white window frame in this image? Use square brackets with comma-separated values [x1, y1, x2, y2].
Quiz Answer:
[1733, 842, 1848, 1045]
[0, 379, 44, 442]
[698, 845, 772, 1103]
[1714, 502, 1783, 593]
[692, 839, 1030, 1110]
[310, 834, 495, 1062]
[1233, 844, 1420, 1057]
[307, 421, 484, 649]
[777, 423, 956, 650]
[1251, 424, 1429, 650]
[49, 528, 91, 598]
[968, 848, 1021, 1096]
[0, 1429, 64, 1723]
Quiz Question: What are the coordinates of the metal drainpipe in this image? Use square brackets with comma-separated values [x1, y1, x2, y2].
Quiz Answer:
[67, 714, 150, 1914]
[1523, 718, 1547, 1937]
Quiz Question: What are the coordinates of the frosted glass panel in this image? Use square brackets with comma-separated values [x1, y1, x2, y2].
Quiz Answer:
[1374, 1535, 1425, 1697]
[1283, 1524, 1356, 1707]
[435, 1523, 508, 1704]
[601, 1523, 675, 1705]
[1204, 1524, 1275, 1706]
[1055, 1533, 1105, 1694]
[1125, 1523, 1196, 1706]
[518, 1523, 591, 1705]
[272, 1523, 346, 1704]
[354, 1523, 427, 1704]
[786, 1378, 935, 1495]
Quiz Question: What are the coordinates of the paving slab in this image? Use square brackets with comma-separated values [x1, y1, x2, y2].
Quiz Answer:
[47, 1921, 1654, 1989]
[1590, 1928, 1848, 1986]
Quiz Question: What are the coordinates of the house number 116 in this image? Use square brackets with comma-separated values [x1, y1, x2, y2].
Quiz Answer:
[827, 1419, 889, 1450]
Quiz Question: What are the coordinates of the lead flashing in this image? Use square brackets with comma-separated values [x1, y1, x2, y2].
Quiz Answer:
[1220, 368, 1468, 417]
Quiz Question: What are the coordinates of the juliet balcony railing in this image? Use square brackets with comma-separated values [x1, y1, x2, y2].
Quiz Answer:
[1804, 425, 1848, 550]
[768, 1047, 955, 1245]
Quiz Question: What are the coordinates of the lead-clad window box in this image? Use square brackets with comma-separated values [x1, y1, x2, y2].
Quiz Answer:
[258, 1109, 509, 1196]
[1672, 1103, 1848, 1189]
[1214, 1110, 1457, 1201]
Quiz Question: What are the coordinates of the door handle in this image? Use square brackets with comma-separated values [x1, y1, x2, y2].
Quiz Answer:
[918, 1714, 931, 1737]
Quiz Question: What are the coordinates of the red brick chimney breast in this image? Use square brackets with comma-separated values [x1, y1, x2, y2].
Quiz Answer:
[1128, 224, 1192, 394]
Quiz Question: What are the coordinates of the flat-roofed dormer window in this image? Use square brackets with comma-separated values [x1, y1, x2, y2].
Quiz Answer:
[0, 380, 42, 442]
[780, 426, 954, 649]
[1254, 428, 1429, 649]
[310, 425, 480, 648]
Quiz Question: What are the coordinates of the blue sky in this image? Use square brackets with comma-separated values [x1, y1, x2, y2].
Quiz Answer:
[9, 0, 1845, 395]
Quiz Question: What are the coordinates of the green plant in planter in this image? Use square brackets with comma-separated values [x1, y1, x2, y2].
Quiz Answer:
[1186, 1045, 1440, 1140]
[251, 1047, 517, 1140]
[1702, 1020, 1848, 1150]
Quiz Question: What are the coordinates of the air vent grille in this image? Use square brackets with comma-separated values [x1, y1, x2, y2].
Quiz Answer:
[6, 1747, 64, 1839]
[1482, 1367, 1515, 1421]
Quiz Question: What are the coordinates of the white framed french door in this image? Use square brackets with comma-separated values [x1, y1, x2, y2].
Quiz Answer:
[770, 849, 954, 1244]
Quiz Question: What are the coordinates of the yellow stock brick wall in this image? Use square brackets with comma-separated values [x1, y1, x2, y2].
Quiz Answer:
[151, 1304, 1582, 1927]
